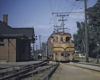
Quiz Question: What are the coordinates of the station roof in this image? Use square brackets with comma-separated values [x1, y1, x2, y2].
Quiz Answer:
[14, 28, 34, 40]
[0, 21, 34, 40]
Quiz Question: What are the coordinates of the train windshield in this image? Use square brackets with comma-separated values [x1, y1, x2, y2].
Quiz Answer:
[53, 36, 58, 42]
[60, 37, 70, 43]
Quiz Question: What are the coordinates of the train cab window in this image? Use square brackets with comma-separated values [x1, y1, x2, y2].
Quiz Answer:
[55, 53, 57, 55]
[66, 37, 70, 42]
[60, 37, 63, 42]
[61, 53, 64, 56]
[53, 36, 58, 42]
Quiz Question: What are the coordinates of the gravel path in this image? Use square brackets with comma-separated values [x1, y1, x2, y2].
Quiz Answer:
[50, 63, 100, 80]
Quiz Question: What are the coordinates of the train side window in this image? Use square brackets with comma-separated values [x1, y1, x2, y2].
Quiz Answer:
[53, 36, 58, 42]
[66, 37, 70, 42]
[61, 53, 64, 56]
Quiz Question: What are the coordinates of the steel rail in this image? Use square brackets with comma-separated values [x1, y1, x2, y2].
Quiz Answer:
[0, 60, 48, 80]
[0, 60, 48, 75]
[15, 64, 55, 80]
[41, 63, 59, 80]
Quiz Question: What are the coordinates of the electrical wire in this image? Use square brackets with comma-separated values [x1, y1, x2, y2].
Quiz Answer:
[55, 0, 69, 12]
[49, 0, 53, 12]
[54, 0, 57, 12]
[49, 0, 82, 32]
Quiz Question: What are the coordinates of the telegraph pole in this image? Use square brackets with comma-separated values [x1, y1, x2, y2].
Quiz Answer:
[36, 44, 38, 50]
[76, 0, 89, 62]
[8, 39, 10, 62]
[84, 0, 89, 62]
[39, 35, 41, 53]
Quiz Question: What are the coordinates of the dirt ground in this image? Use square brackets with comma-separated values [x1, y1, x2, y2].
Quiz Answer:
[50, 63, 100, 80]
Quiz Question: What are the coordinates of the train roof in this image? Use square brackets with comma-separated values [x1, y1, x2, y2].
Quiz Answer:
[48, 32, 72, 41]
[51, 32, 71, 36]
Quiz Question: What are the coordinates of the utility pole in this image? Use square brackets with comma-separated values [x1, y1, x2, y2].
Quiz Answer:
[8, 39, 10, 62]
[32, 26, 34, 56]
[39, 35, 41, 53]
[84, 0, 89, 62]
[57, 15, 68, 33]
[36, 44, 38, 50]
[76, 0, 89, 62]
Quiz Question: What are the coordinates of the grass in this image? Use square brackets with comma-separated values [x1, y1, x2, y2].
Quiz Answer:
[75, 57, 100, 64]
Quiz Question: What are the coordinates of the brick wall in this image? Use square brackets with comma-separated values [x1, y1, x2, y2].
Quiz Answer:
[0, 38, 31, 62]
[0, 39, 16, 62]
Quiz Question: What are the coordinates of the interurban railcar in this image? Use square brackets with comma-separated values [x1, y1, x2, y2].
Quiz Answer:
[47, 32, 75, 62]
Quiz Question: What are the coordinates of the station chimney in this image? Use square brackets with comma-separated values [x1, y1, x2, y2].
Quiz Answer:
[3, 14, 8, 24]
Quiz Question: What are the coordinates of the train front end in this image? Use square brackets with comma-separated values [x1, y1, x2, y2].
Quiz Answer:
[53, 43, 74, 61]
[50, 33, 75, 62]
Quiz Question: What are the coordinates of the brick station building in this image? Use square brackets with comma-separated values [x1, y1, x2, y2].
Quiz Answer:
[0, 14, 35, 62]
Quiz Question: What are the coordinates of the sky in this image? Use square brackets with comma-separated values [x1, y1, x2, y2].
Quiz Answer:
[0, 0, 98, 50]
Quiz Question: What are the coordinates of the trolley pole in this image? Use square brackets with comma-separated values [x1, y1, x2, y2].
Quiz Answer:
[57, 15, 68, 33]
[76, 0, 89, 62]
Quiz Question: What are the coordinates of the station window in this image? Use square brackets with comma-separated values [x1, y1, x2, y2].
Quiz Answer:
[0, 39, 4, 46]
[66, 37, 70, 42]
[53, 36, 58, 42]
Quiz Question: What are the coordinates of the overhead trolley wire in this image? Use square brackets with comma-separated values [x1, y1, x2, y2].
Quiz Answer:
[49, 0, 58, 26]
[65, 0, 76, 13]
[55, 0, 70, 12]
[49, 0, 53, 12]
[54, 0, 57, 12]
[66, 0, 82, 9]
[49, 0, 83, 28]
[53, 1, 78, 14]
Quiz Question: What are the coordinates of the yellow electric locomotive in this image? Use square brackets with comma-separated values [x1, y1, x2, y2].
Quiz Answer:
[47, 32, 75, 62]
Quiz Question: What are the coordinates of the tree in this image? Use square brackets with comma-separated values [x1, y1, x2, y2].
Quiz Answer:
[87, 0, 100, 57]
[73, 0, 100, 57]
[73, 22, 85, 52]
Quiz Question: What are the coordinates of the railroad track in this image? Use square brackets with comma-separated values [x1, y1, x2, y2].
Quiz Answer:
[0, 60, 48, 80]
[24, 63, 59, 80]
[0, 61, 59, 80]
[50, 63, 100, 80]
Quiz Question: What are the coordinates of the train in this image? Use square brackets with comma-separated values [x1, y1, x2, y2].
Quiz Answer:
[47, 32, 75, 62]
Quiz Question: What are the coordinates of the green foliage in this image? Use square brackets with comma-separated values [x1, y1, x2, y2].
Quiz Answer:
[73, 0, 100, 57]
[73, 22, 85, 52]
